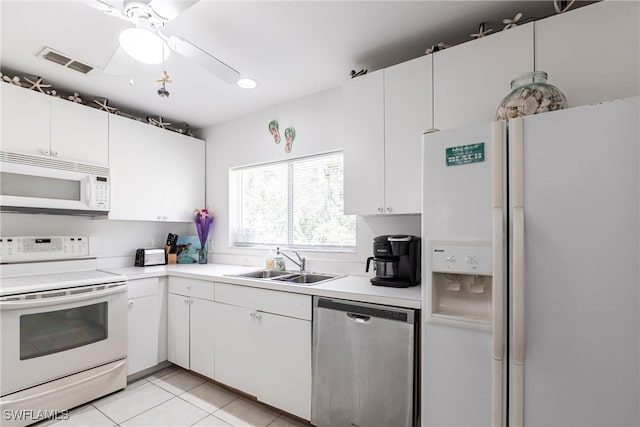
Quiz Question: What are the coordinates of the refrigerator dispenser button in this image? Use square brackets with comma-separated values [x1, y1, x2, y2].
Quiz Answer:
[446, 256, 457, 263]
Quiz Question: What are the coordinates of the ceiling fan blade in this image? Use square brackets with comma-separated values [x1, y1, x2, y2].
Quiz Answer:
[103, 46, 132, 76]
[169, 36, 240, 84]
[84, 0, 129, 21]
[148, 0, 199, 22]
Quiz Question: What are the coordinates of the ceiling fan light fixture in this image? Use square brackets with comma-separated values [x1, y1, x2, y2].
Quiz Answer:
[237, 77, 257, 89]
[119, 27, 169, 64]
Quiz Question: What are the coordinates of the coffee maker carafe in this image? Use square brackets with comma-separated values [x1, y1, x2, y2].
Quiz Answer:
[366, 235, 420, 287]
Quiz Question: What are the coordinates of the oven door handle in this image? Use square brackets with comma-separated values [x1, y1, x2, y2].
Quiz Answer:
[0, 282, 127, 310]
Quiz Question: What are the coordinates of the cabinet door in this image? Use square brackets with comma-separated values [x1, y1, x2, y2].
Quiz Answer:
[162, 132, 205, 222]
[190, 297, 215, 379]
[50, 97, 108, 166]
[127, 295, 160, 375]
[108, 115, 164, 220]
[535, 1, 639, 107]
[257, 312, 312, 420]
[433, 23, 534, 130]
[167, 293, 191, 369]
[384, 55, 432, 215]
[343, 70, 385, 215]
[0, 84, 50, 155]
[213, 302, 258, 396]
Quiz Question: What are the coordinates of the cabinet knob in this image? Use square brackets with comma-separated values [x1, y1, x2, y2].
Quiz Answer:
[386, 207, 392, 212]
[186, 285, 191, 290]
[163, 216, 168, 220]
[129, 301, 134, 306]
[250, 312, 255, 318]
[51, 151, 59, 157]
[42, 149, 50, 155]
[255, 312, 261, 320]
[377, 207, 383, 213]
[184, 299, 189, 303]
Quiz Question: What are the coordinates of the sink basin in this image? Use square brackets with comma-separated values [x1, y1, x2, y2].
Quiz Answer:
[227, 270, 341, 286]
[231, 269, 293, 279]
[271, 273, 339, 285]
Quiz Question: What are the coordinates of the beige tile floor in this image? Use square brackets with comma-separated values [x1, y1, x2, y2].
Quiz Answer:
[36, 366, 310, 427]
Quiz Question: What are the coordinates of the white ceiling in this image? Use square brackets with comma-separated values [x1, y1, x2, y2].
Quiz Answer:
[0, 1, 593, 131]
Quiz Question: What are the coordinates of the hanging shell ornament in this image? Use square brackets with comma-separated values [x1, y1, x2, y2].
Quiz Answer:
[155, 70, 172, 98]
[503, 12, 523, 30]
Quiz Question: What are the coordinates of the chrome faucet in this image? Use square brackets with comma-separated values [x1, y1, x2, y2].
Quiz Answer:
[276, 247, 306, 272]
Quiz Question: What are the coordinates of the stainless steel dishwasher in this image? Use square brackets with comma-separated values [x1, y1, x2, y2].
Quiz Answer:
[311, 296, 418, 427]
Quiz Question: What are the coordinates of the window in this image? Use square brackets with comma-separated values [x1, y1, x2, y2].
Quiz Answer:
[230, 151, 356, 250]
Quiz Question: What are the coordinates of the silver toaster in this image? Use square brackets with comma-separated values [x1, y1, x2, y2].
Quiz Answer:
[135, 248, 166, 267]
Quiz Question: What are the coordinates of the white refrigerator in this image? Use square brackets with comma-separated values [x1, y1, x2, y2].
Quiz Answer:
[421, 97, 639, 426]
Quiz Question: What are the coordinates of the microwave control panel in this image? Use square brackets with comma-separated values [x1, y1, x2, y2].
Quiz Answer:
[92, 176, 110, 209]
[0, 236, 90, 262]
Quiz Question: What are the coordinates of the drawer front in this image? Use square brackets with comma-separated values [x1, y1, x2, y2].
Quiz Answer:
[169, 277, 214, 300]
[215, 282, 311, 320]
[128, 277, 160, 299]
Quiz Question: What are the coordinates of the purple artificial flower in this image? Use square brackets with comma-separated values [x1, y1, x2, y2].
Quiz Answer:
[194, 208, 215, 249]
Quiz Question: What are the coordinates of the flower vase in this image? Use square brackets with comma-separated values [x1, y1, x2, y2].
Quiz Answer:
[198, 247, 208, 264]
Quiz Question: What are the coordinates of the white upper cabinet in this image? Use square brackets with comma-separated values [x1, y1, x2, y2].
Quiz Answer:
[343, 69, 385, 215]
[0, 84, 108, 166]
[50, 97, 108, 166]
[384, 55, 433, 214]
[535, 1, 640, 107]
[344, 55, 432, 216]
[433, 22, 534, 131]
[109, 114, 204, 222]
[1, 84, 51, 156]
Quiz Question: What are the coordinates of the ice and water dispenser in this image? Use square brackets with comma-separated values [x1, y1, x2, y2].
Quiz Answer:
[427, 241, 493, 330]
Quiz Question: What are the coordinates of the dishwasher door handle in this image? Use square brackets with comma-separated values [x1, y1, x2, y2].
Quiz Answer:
[346, 312, 371, 323]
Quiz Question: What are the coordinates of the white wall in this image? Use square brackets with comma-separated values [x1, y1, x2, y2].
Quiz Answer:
[202, 86, 421, 276]
[0, 213, 193, 267]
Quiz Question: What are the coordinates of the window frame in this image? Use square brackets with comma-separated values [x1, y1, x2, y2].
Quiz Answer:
[229, 150, 356, 253]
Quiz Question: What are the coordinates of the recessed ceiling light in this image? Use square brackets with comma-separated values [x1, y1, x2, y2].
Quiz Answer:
[237, 77, 257, 89]
[119, 28, 169, 65]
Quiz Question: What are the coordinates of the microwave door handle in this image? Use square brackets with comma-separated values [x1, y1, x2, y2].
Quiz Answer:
[0, 282, 127, 310]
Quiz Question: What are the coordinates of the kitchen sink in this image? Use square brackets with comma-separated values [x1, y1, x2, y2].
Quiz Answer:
[231, 269, 292, 279]
[226, 270, 341, 286]
[271, 273, 337, 285]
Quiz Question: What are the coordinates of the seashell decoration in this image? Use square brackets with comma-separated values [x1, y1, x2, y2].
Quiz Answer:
[496, 71, 567, 120]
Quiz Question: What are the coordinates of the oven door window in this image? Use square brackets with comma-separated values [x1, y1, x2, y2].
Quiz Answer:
[19, 302, 108, 360]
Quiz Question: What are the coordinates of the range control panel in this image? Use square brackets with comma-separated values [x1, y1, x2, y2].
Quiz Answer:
[0, 236, 90, 262]
[431, 241, 492, 275]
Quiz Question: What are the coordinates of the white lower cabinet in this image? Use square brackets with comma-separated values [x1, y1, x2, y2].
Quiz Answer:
[213, 283, 312, 420]
[127, 277, 168, 376]
[167, 277, 215, 379]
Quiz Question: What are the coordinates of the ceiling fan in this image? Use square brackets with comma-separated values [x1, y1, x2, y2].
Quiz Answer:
[87, 0, 252, 86]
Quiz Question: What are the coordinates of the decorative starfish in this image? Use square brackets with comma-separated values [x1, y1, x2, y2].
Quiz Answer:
[68, 92, 83, 104]
[93, 98, 119, 114]
[2, 75, 21, 86]
[24, 76, 51, 93]
[425, 42, 450, 55]
[503, 12, 523, 30]
[471, 23, 493, 39]
[554, 0, 575, 13]
[148, 116, 171, 129]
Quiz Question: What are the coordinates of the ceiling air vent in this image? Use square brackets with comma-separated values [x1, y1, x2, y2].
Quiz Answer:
[38, 47, 94, 74]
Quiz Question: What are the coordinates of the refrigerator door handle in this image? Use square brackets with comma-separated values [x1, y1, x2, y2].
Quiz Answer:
[491, 121, 505, 427]
[511, 117, 525, 427]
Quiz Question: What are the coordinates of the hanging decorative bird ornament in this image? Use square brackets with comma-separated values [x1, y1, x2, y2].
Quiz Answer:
[470, 23, 493, 39]
[155, 70, 172, 98]
[503, 12, 523, 30]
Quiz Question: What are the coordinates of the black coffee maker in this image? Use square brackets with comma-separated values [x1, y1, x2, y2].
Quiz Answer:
[366, 235, 421, 287]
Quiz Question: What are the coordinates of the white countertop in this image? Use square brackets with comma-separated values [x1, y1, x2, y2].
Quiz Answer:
[103, 263, 421, 309]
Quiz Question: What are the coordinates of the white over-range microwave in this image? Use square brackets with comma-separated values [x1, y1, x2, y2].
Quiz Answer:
[0, 151, 110, 216]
